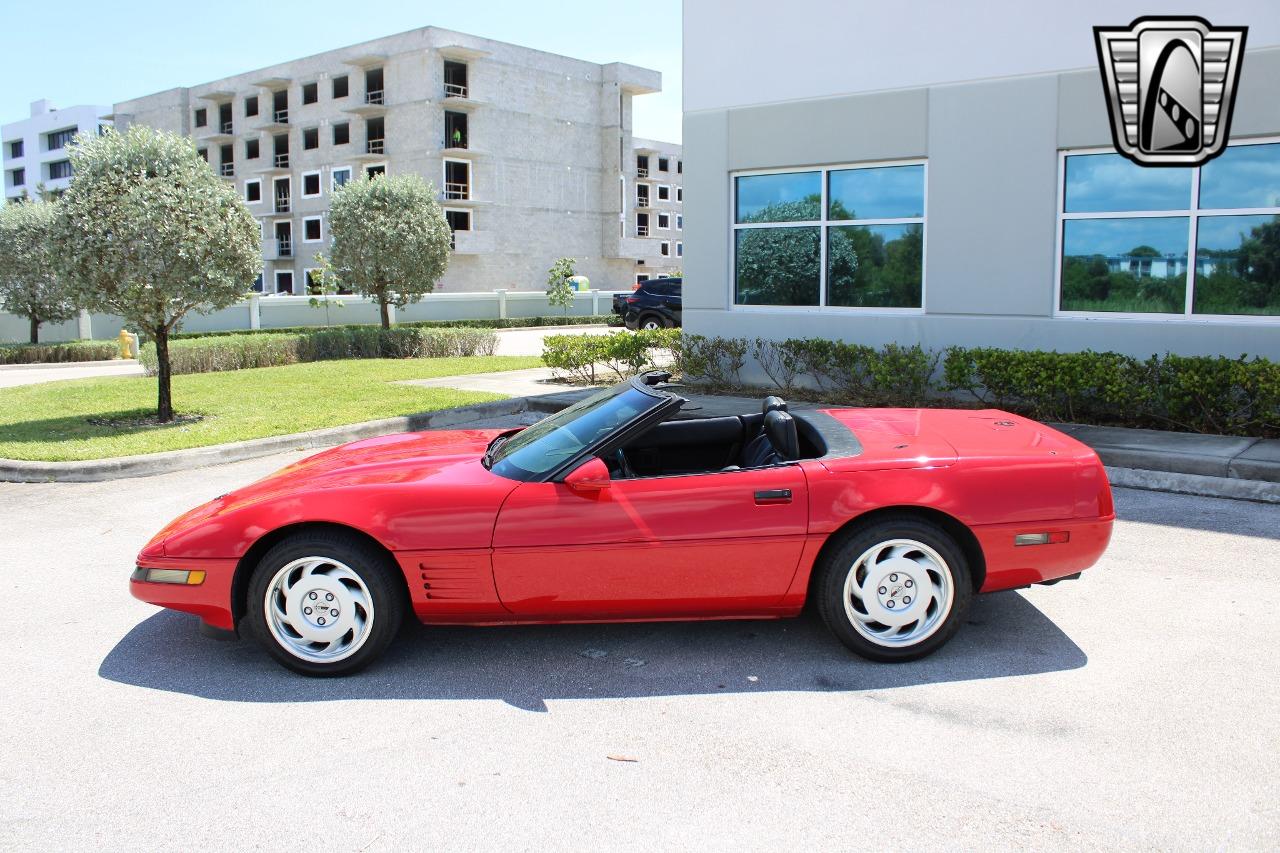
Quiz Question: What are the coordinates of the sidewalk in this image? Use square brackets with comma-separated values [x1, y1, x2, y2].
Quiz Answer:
[0, 359, 144, 388]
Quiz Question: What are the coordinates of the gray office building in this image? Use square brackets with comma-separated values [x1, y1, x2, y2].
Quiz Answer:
[681, 0, 1280, 361]
[111, 26, 681, 295]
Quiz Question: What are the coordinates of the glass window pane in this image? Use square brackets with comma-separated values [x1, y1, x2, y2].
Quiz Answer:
[1060, 217, 1189, 313]
[1064, 153, 1192, 213]
[735, 172, 820, 223]
[1193, 214, 1280, 316]
[1199, 143, 1280, 210]
[734, 226, 820, 305]
[828, 165, 924, 220]
[827, 224, 923, 308]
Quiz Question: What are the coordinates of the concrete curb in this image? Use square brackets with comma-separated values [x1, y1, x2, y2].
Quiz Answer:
[0, 359, 134, 372]
[1105, 466, 1280, 504]
[0, 397, 533, 483]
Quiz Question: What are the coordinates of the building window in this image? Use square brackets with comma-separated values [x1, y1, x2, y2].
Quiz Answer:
[245, 138, 259, 160]
[660, 241, 671, 256]
[10, 167, 24, 187]
[676, 214, 683, 230]
[676, 187, 683, 203]
[366, 163, 386, 179]
[332, 122, 350, 146]
[275, 271, 294, 295]
[245, 96, 259, 117]
[445, 208, 471, 249]
[658, 157, 669, 172]
[244, 179, 262, 204]
[219, 143, 234, 177]
[194, 108, 207, 128]
[8, 139, 23, 158]
[251, 273, 263, 293]
[302, 171, 322, 198]
[303, 216, 323, 242]
[302, 82, 318, 105]
[46, 127, 77, 151]
[197, 148, 208, 163]
[331, 166, 352, 190]
[637, 273, 651, 285]
[657, 185, 670, 202]
[732, 162, 926, 309]
[48, 160, 73, 180]
[1058, 141, 1280, 318]
[303, 127, 319, 150]
[677, 160, 682, 174]
[444, 61, 469, 99]
[332, 75, 349, 99]
[657, 212, 670, 230]
[677, 241, 684, 257]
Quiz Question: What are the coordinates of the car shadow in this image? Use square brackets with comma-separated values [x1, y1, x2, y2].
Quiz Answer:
[99, 591, 1085, 711]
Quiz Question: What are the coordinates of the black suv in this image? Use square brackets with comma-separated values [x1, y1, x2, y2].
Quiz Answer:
[614, 277, 682, 330]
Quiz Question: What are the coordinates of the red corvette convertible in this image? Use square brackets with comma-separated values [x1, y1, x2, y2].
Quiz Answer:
[131, 373, 1114, 676]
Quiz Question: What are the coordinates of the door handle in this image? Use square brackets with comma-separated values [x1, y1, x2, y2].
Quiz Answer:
[754, 488, 792, 505]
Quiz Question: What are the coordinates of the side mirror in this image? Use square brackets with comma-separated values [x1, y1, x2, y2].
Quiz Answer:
[564, 457, 611, 492]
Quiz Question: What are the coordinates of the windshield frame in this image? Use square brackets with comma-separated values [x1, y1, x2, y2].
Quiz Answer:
[487, 376, 682, 483]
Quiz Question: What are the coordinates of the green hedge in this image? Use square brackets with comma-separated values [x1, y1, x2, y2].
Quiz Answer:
[540, 330, 1280, 438]
[542, 329, 680, 383]
[170, 314, 614, 340]
[0, 340, 120, 365]
[140, 327, 499, 376]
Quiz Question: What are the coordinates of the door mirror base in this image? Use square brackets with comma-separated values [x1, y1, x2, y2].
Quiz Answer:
[564, 457, 612, 492]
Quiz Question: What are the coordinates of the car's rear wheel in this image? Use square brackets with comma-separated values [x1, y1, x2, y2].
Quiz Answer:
[246, 531, 405, 676]
[638, 313, 664, 330]
[815, 516, 972, 662]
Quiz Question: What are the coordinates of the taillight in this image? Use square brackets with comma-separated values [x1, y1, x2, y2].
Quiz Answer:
[626, 296, 640, 303]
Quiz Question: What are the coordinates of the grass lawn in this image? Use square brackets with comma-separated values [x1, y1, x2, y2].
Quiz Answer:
[0, 356, 541, 461]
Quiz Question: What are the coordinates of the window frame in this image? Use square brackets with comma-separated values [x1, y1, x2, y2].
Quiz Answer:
[302, 126, 319, 150]
[331, 166, 353, 191]
[301, 81, 319, 105]
[301, 170, 323, 199]
[332, 121, 350, 146]
[302, 215, 324, 243]
[273, 270, 295, 295]
[729, 159, 928, 314]
[243, 178, 262, 204]
[657, 184, 671, 202]
[1055, 138, 1280, 324]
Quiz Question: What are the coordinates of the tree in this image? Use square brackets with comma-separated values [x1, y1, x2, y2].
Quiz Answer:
[735, 197, 857, 305]
[53, 126, 261, 422]
[0, 199, 78, 343]
[545, 257, 577, 316]
[328, 173, 451, 328]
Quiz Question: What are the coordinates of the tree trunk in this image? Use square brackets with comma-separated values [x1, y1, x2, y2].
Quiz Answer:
[379, 299, 391, 330]
[154, 328, 174, 423]
[29, 316, 39, 345]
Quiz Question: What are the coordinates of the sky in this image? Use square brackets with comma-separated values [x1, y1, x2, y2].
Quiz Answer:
[0, 0, 683, 142]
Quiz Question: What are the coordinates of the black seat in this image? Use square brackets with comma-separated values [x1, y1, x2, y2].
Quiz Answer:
[738, 410, 799, 467]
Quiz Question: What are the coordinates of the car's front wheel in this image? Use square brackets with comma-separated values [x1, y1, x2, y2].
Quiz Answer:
[815, 516, 972, 662]
[245, 531, 405, 676]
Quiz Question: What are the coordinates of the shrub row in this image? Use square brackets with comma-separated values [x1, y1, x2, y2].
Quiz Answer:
[540, 330, 1280, 438]
[140, 327, 498, 376]
[170, 314, 615, 340]
[542, 329, 680, 383]
[0, 340, 120, 365]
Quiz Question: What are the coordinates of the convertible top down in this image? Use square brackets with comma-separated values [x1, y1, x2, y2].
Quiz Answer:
[132, 373, 1114, 676]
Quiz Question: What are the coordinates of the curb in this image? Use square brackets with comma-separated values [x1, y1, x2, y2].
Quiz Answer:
[0, 359, 135, 372]
[0, 397, 533, 483]
[1104, 466, 1280, 504]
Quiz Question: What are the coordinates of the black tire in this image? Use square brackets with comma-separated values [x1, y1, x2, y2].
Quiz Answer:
[637, 313, 664, 331]
[814, 515, 973, 662]
[245, 530, 406, 677]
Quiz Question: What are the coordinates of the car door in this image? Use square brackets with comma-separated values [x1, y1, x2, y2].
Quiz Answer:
[490, 465, 809, 619]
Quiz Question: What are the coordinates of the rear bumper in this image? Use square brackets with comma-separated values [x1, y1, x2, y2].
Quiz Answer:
[974, 513, 1115, 593]
[130, 556, 238, 631]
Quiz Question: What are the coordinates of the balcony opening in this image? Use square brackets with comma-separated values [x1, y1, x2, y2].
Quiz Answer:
[636, 212, 650, 237]
[275, 270, 294, 295]
[219, 143, 233, 177]
[445, 111, 468, 149]
[445, 208, 471, 249]
[444, 61, 468, 99]
[218, 102, 233, 134]
[273, 176, 290, 213]
[273, 133, 289, 168]
[272, 90, 288, 124]
[365, 67, 384, 105]
[365, 116, 385, 155]
[275, 221, 293, 259]
[444, 160, 470, 200]
[636, 184, 650, 208]
[637, 154, 649, 178]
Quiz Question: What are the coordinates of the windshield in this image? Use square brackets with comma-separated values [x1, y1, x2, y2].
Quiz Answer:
[489, 382, 664, 481]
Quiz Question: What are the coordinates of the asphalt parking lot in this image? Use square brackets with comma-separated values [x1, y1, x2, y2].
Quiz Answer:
[1, 443, 1277, 850]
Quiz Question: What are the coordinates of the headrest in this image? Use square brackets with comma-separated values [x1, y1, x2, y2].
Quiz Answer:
[763, 410, 799, 461]
[762, 396, 788, 415]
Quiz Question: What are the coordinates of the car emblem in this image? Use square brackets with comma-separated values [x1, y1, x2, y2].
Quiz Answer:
[1094, 16, 1247, 167]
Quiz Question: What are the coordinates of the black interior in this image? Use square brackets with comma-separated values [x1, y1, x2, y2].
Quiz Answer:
[606, 397, 826, 479]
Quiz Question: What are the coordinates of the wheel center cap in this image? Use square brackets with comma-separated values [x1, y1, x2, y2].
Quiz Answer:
[873, 565, 917, 611]
[301, 588, 340, 626]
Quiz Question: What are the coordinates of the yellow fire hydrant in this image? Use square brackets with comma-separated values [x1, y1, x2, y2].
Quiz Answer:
[117, 329, 135, 360]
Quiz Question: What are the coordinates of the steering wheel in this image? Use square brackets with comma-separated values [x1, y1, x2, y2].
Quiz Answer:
[612, 448, 637, 479]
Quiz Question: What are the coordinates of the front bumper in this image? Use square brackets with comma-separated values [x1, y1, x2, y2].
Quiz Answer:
[130, 556, 238, 631]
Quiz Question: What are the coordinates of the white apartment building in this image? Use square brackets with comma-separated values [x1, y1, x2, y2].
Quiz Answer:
[2, 100, 111, 202]
[632, 137, 684, 284]
[110, 26, 681, 295]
